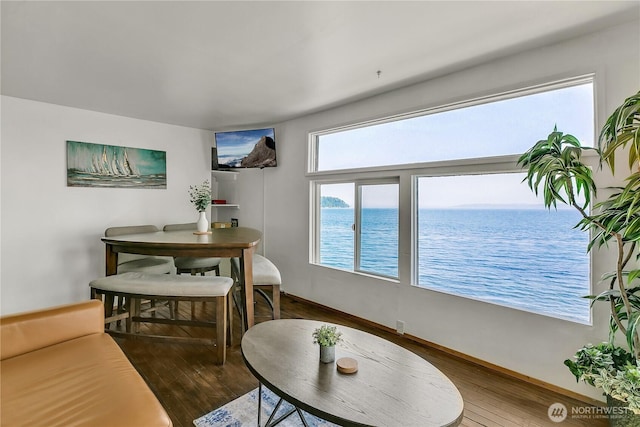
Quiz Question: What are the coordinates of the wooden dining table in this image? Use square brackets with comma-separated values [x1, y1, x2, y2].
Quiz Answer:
[101, 227, 262, 331]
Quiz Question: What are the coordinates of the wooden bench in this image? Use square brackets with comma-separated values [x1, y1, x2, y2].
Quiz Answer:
[90, 272, 233, 364]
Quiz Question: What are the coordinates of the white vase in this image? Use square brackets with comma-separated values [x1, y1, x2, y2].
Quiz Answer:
[319, 345, 335, 363]
[196, 211, 209, 232]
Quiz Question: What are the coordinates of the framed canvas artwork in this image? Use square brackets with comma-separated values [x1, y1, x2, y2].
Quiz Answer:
[66, 140, 166, 188]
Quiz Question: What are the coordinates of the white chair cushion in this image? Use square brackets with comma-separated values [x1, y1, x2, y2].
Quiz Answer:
[118, 253, 149, 264]
[231, 254, 282, 285]
[174, 257, 221, 270]
[117, 257, 173, 274]
[252, 254, 282, 285]
[90, 272, 233, 297]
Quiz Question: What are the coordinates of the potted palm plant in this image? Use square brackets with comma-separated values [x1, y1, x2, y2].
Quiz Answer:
[518, 91, 640, 421]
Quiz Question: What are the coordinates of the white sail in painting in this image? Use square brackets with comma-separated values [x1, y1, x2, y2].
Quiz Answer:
[123, 149, 138, 176]
[83, 146, 140, 177]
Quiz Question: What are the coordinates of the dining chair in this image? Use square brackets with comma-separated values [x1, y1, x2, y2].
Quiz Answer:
[162, 223, 222, 275]
[163, 222, 222, 318]
[105, 225, 174, 274]
[230, 253, 281, 331]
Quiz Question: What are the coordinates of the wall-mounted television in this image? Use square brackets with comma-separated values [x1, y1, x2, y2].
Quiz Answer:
[213, 127, 276, 169]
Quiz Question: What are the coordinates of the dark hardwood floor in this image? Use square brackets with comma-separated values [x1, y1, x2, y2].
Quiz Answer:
[113, 294, 607, 427]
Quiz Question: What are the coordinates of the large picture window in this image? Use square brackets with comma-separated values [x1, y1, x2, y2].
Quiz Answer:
[416, 174, 590, 323]
[309, 76, 594, 323]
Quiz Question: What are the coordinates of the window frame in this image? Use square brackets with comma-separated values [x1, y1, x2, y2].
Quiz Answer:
[310, 177, 400, 280]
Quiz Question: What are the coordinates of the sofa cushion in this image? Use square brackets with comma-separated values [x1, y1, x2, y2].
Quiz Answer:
[1, 333, 172, 427]
[0, 300, 104, 361]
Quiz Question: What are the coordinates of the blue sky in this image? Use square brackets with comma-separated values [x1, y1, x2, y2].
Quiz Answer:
[318, 83, 593, 171]
[318, 82, 594, 208]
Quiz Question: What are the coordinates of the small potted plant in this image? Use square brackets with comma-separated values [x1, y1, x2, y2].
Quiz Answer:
[312, 324, 342, 363]
[189, 180, 211, 233]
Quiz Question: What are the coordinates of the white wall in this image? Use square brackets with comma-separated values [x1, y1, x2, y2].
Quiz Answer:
[1, 97, 213, 315]
[261, 20, 640, 400]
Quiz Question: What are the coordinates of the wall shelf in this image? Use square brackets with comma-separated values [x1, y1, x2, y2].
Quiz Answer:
[211, 169, 239, 221]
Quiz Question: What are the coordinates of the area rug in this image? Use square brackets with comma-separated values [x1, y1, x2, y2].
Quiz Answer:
[193, 386, 338, 427]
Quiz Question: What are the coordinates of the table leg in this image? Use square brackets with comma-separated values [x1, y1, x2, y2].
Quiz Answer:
[240, 248, 255, 331]
[105, 244, 118, 276]
[258, 382, 302, 427]
[105, 243, 122, 326]
[258, 382, 263, 427]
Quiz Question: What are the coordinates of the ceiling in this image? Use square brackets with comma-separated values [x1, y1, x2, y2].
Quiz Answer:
[2, 1, 638, 130]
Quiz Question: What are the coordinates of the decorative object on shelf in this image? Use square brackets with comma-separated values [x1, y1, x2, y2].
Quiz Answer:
[189, 180, 211, 233]
[336, 357, 358, 374]
[312, 324, 342, 364]
[518, 91, 640, 415]
[213, 222, 232, 229]
[66, 140, 166, 189]
[212, 199, 227, 204]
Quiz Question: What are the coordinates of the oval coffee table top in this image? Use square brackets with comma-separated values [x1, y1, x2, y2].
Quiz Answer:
[241, 319, 464, 427]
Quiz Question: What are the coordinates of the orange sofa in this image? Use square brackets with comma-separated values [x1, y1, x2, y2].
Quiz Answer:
[1, 300, 172, 426]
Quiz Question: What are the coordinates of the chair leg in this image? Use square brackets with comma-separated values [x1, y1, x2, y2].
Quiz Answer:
[167, 301, 176, 319]
[231, 283, 246, 335]
[190, 270, 197, 319]
[215, 295, 227, 365]
[116, 296, 125, 327]
[133, 298, 141, 333]
[272, 285, 281, 320]
[104, 294, 114, 330]
[255, 286, 281, 320]
[124, 297, 132, 333]
[227, 292, 233, 347]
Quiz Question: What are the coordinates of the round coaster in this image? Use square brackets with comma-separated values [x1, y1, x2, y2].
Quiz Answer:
[193, 231, 213, 235]
[336, 357, 358, 374]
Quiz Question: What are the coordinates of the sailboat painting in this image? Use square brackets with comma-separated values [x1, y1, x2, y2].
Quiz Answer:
[66, 141, 166, 188]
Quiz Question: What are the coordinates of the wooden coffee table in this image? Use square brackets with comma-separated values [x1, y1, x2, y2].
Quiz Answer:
[241, 319, 464, 426]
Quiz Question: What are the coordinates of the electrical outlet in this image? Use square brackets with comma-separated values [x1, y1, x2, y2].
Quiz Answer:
[396, 320, 405, 335]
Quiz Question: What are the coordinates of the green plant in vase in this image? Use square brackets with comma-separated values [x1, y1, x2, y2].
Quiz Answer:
[313, 324, 342, 363]
[189, 180, 211, 232]
[517, 91, 640, 417]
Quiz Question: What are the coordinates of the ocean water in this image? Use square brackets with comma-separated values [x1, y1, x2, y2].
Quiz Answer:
[320, 208, 590, 323]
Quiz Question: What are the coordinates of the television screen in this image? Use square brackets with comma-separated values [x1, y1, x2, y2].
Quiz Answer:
[214, 128, 276, 169]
